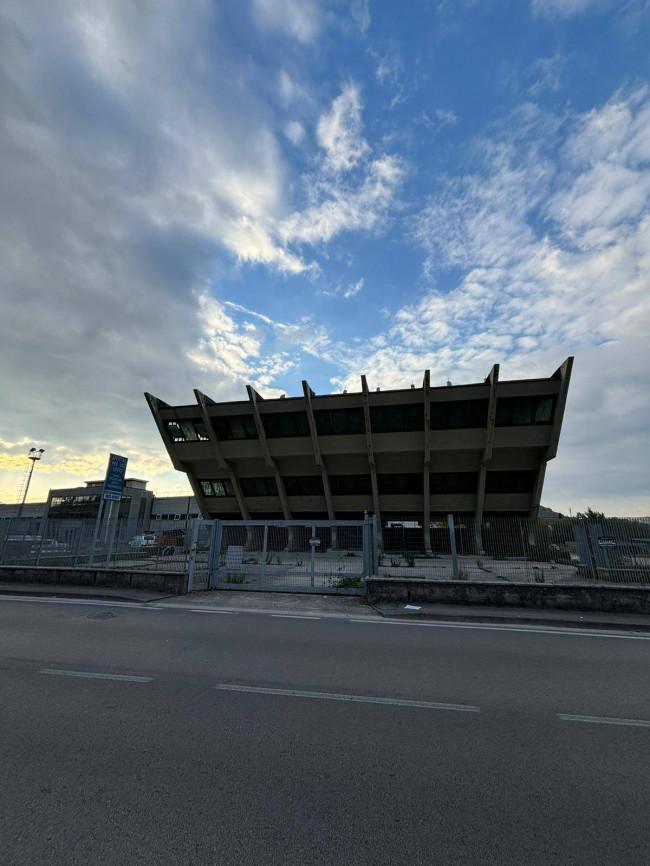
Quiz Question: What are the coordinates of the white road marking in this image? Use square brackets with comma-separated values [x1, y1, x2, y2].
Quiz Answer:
[215, 683, 479, 712]
[271, 614, 322, 620]
[187, 608, 237, 614]
[559, 714, 650, 728]
[40, 668, 153, 682]
[348, 618, 650, 640]
[0, 595, 148, 609]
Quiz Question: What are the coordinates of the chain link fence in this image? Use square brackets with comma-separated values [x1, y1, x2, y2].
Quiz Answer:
[379, 515, 650, 586]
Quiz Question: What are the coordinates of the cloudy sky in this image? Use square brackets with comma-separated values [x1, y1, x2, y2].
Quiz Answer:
[1, 0, 648, 514]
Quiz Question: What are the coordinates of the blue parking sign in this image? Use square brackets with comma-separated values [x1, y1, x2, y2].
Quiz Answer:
[103, 454, 128, 501]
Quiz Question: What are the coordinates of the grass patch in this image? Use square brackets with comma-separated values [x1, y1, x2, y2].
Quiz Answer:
[334, 576, 365, 589]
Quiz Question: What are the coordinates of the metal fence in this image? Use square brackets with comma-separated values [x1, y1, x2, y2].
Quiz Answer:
[0, 516, 196, 574]
[195, 519, 370, 594]
[378, 515, 650, 586]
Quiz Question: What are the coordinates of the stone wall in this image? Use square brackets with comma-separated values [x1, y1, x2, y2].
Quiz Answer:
[365, 577, 650, 615]
[0, 565, 188, 595]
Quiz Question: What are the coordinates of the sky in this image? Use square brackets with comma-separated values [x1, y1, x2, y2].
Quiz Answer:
[0, 0, 649, 515]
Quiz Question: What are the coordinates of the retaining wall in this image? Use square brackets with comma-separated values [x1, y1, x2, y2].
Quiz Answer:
[0, 565, 188, 595]
[365, 577, 650, 615]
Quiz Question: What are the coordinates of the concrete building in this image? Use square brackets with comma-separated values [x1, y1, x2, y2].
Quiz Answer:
[145, 359, 573, 551]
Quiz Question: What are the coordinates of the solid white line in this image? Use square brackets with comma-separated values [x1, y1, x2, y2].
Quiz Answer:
[559, 714, 650, 728]
[40, 668, 153, 682]
[215, 683, 479, 712]
[271, 614, 322, 620]
[348, 618, 650, 640]
[0, 595, 148, 609]
[187, 608, 236, 614]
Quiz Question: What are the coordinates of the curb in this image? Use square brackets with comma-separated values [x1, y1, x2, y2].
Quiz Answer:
[371, 605, 650, 632]
[0, 586, 171, 604]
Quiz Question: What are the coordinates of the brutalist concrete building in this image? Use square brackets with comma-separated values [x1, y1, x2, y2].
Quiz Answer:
[145, 358, 572, 551]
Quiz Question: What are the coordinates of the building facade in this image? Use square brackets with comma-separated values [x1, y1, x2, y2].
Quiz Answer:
[145, 359, 573, 551]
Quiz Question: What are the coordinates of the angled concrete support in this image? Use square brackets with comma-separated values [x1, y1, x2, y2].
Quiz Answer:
[361, 375, 382, 550]
[145, 392, 211, 519]
[247, 384, 294, 549]
[302, 380, 337, 549]
[194, 389, 250, 521]
[474, 364, 499, 554]
[422, 370, 432, 554]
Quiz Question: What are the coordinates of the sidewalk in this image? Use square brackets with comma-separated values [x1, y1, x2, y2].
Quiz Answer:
[0, 581, 170, 604]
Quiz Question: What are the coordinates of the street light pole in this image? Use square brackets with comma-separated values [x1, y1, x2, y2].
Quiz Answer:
[18, 448, 45, 518]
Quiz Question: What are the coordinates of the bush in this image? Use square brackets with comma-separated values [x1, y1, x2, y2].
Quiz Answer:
[404, 553, 415, 568]
[226, 573, 246, 584]
[334, 576, 364, 589]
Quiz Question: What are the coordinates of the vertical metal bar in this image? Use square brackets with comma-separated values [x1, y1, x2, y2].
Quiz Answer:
[0, 514, 13, 565]
[186, 518, 201, 592]
[104, 502, 118, 568]
[89, 497, 105, 565]
[35, 517, 48, 566]
[260, 524, 269, 587]
[448, 514, 459, 580]
[582, 519, 599, 584]
[310, 523, 316, 587]
[362, 514, 369, 576]
[371, 515, 379, 574]
[209, 520, 223, 589]
[518, 519, 530, 582]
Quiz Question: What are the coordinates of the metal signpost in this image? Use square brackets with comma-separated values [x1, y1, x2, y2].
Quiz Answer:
[309, 530, 320, 587]
[89, 454, 128, 565]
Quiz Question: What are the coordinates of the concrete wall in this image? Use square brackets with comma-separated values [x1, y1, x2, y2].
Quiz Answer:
[0, 565, 188, 595]
[365, 577, 650, 615]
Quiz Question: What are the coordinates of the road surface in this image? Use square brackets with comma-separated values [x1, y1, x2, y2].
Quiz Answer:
[1, 594, 649, 865]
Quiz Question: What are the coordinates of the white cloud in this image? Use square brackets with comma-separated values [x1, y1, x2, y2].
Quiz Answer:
[528, 53, 565, 96]
[316, 82, 370, 173]
[251, 0, 321, 42]
[284, 120, 306, 145]
[351, 0, 371, 33]
[344, 278, 364, 298]
[531, 0, 610, 19]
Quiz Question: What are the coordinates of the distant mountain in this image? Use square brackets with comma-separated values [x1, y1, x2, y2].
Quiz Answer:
[539, 505, 563, 519]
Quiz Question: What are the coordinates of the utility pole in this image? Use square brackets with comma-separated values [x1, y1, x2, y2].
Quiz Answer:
[18, 448, 45, 518]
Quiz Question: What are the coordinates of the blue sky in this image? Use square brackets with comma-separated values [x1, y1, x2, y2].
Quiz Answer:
[1, 0, 649, 514]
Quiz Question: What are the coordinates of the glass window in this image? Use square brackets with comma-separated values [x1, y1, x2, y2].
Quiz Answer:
[378, 474, 423, 494]
[314, 411, 333, 435]
[447, 402, 468, 428]
[467, 400, 489, 427]
[370, 405, 424, 433]
[430, 472, 478, 494]
[430, 400, 489, 429]
[512, 398, 534, 425]
[330, 475, 372, 495]
[200, 481, 213, 496]
[495, 399, 513, 426]
[316, 408, 365, 435]
[241, 477, 278, 496]
[262, 412, 309, 438]
[179, 420, 198, 441]
[166, 421, 185, 442]
[430, 403, 448, 429]
[486, 471, 536, 494]
[534, 397, 553, 423]
[285, 476, 324, 496]
[212, 419, 232, 440]
[194, 421, 209, 441]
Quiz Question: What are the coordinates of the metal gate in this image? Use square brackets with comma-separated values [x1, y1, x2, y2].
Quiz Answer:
[189, 518, 376, 594]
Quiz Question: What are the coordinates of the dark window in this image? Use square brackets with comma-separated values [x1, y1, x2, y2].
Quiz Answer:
[495, 395, 556, 426]
[284, 476, 324, 496]
[430, 472, 478, 495]
[211, 415, 258, 440]
[166, 419, 209, 442]
[261, 412, 310, 438]
[200, 479, 236, 497]
[330, 475, 373, 495]
[430, 400, 488, 429]
[49, 494, 101, 519]
[378, 474, 423, 494]
[370, 404, 424, 433]
[240, 477, 279, 496]
[314, 408, 365, 436]
[485, 471, 536, 494]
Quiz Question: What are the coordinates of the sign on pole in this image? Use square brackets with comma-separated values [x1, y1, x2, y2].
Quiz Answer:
[103, 453, 128, 501]
[309, 537, 321, 547]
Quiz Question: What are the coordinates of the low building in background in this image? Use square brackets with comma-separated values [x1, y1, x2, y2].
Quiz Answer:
[145, 359, 573, 551]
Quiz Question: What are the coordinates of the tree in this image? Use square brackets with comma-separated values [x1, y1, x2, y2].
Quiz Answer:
[576, 508, 606, 521]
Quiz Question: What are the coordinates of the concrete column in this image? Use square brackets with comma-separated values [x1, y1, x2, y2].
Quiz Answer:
[194, 389, 251, 522]
[473, 364, 499, 554]
[361, 375, 382, 550]
[247, 385, 294, 550]
[422, 369, 432, 554]
[302, 381, 337, 549]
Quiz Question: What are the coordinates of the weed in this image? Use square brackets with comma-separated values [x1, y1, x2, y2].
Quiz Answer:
[226, 572, 246, 584]
[378, 554, 385, 567]
[265, 553, 273, 565]
[476, 558, 484, 569]
[275, 555, 282, 565]
[390, 557, 401, 568]
[457, 568, 469, 581]
[242, 557, 257, 564]
[404, 553, 415, 568]
[496, 575, 509, 581]
[334, 576, 364, 589]
[296, 558, 303, 567]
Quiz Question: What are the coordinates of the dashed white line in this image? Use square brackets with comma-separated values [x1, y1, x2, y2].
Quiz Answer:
[187, 608, 237, 614]
[215, 683, 479, 712]
[271, 614, 322, 620]
[559, 714, 650, 728]
[40, 669, 153, 682]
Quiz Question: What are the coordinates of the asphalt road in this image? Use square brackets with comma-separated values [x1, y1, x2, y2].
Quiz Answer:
[1, 595, 649, 865]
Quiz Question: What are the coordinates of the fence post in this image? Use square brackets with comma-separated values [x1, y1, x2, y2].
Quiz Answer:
[186, 518, 201, 592]
[208, 520, 223, 589]
[260, 524, 269, 587]
[582, 519, 599, 583]
[310, 523, 316, 587]
[371, 515, 379, 574]
[362, 514, 369, 576]
[0, 515, 14, 565]
[448, 514, 459, 580]
[35, 517, 49, 566]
